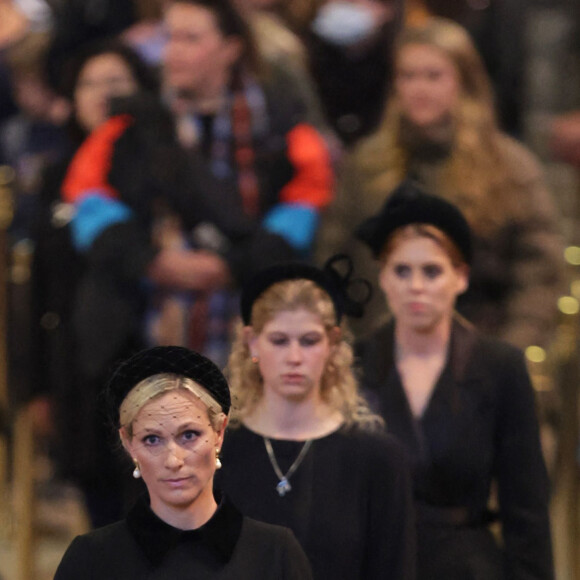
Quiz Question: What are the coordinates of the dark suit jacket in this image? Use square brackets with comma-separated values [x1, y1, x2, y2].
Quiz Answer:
[54, 494, 313, 580]
[356, 317, 554, 580]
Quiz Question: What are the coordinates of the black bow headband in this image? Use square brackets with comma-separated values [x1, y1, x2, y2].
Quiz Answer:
[240, 254, 372, 325]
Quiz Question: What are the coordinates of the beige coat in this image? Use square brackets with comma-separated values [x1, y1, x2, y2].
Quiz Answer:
[316, 132, 566, 350]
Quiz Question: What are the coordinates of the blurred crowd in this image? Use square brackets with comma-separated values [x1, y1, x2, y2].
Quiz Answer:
[0, 0, 578, 533]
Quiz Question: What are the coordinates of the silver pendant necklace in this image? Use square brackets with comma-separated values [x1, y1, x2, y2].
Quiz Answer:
[263, 437, 313, 497]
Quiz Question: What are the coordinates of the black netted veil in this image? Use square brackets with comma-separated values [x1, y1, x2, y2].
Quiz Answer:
[105, 346, 231, 427]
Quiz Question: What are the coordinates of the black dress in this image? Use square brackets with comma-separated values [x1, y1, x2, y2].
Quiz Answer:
[356, 318, 554, 580]
[217, 424, 416, 580]
[54, 494, 312, 579]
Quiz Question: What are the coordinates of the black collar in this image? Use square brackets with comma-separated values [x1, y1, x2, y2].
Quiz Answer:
[126, 492, 243, 567]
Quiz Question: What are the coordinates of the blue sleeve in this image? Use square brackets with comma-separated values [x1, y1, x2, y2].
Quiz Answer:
[70, 191, 133, 252]
[262, 203, 319, 254]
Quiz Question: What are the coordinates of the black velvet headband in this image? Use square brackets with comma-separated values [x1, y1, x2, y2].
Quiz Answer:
[105, 346, 231, 426]
[355, 179, 473, 264]
[240, 254, 371, 325]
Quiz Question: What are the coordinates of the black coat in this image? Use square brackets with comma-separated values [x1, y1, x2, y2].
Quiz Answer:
[305, 0, 404, 147]
[217, 424, 416, 580]
[356, 318, 554, 580]
[54, 494, 313, 580]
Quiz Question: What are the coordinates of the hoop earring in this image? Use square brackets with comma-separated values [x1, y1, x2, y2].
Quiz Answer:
[132, 458, 141, 479]
[215, 448, 222, 470]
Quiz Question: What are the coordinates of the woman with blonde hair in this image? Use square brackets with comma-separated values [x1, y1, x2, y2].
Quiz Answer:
[217, 258, 415, 580]
[319, 17, 564, 349]
[55, 346, 313, 578]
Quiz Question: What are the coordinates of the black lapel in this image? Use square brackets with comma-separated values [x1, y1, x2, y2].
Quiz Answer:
[420, 316, 479, 420]
[372, 322, 425, 458]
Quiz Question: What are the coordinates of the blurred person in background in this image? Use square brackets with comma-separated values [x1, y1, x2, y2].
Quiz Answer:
[305, 0, 403, 147]
[318, 18, 564, 351]
[233, 0, 403, 148]
[408, 0, 528, 137]
[356, 181, 554, 580]
[123, 0, 330, 136]
[0, 32, 69, 240]
[234, 0, 404, 147]
[0, 32, 70, 418]
[0, 0, 31, 49]
[0, 0, 53, 121]
[30, 38, 159, 528]
[0, 0, 33, 124]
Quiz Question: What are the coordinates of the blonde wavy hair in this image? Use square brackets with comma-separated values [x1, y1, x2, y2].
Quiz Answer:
[358, 17, 524, 233]
[227, 279, 382, 430]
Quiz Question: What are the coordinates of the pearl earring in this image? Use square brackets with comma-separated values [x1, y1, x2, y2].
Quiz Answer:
[215, 448, 222, 469]
[132, 459, 141, 479]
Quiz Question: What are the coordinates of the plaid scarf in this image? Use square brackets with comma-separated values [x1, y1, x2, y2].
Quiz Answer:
[212, 73, 269, 216]
[176, 73, 270, 213]
[145, 74, 270, 366]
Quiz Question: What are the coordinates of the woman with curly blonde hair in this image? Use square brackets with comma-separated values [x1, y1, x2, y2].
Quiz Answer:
[216, 259, 416, 580]
[228, 279, 371, 428]
[319, 17, 564, 350]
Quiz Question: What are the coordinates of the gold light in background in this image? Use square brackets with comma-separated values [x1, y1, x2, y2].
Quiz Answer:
[526, 345, 547, 364]
[558, 296, 579, 315]
[564, 246, 580, 266]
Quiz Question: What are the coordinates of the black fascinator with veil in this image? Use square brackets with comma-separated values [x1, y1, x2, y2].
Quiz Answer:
[105, 346, 231, 427]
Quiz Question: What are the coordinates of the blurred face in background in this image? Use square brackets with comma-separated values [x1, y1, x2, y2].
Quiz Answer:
[74, 52, 139, 132]
[379, 230, 468, 334]
[162, 2, 242, 102]
[395, 42, 460, 129]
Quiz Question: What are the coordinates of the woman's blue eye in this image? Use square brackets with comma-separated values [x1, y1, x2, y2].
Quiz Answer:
[143, 434, 161, 446]
[181, 430, 199, 443]
[394, 264, 410, 278]
[423, 265, 443, 278]
[269, 335, 288, 346]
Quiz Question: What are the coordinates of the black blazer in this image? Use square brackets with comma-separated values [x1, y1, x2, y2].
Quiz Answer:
[356, 317, 554, 580]
[54, 495, 313, 580]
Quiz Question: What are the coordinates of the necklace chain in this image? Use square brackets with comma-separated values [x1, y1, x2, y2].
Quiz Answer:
[263, 437, 313, 497]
